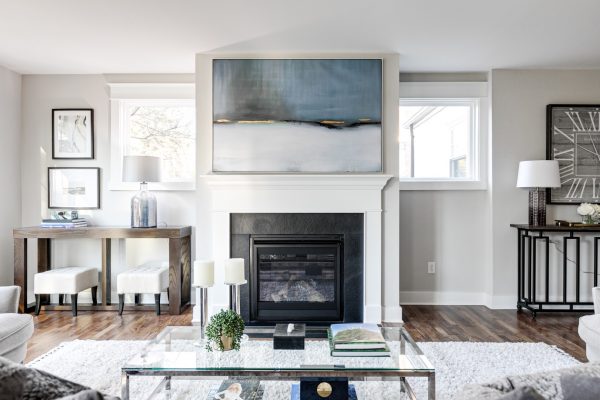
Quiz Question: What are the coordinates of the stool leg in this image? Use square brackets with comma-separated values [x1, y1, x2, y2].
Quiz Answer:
[58, 294, 64, 305]
[166, 288, 169, 302]
[71, 294, 78, 317]
[35, 295, 41, 315]
[134, 294, 141, 305]
[154, 294, 161, 315]
[91, 286, 98, 305]
[118, 294, 124, 316]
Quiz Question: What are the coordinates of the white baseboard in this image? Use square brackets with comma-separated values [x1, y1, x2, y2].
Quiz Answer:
[383, 305, 403, 322]
[363, 304, 382, 324]
[400, 291, 487, 305]
[485, 294, 517, 309]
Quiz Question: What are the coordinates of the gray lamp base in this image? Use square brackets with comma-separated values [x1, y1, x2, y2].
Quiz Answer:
[528, 188, 547, 226]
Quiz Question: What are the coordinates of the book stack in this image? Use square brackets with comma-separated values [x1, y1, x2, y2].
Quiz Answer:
[328, 323, 391, 357]
[40, 218, 88, 228]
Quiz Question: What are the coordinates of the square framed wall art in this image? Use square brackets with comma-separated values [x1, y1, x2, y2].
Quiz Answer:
[52, 108, 94, 159]
[48, 167, 100, 209]
[547, 104, 600, 204]
[212, 59, 383, 173]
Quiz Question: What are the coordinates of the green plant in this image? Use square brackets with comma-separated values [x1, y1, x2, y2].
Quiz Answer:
[204, 309, 245, 351]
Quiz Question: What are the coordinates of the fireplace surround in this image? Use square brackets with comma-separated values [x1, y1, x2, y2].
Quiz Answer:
[231, 213, 363, 325]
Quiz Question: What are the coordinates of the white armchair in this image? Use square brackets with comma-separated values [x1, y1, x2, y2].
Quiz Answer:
[578, 287, 600, 361]
[0, 286, 34, 363]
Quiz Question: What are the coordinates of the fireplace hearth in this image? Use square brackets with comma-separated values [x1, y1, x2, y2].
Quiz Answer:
[230, 213, 363, 326]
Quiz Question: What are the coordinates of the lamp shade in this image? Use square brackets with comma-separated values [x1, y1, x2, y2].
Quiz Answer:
[516, 160, 561, 188]
[123, 156, 161, 183]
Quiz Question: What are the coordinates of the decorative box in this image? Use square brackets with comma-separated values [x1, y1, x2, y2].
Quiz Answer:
[298, 378, 350, 400]
[273, 323, 305, 350]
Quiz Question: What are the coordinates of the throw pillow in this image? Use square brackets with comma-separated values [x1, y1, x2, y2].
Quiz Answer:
[560, 374, 600, 400]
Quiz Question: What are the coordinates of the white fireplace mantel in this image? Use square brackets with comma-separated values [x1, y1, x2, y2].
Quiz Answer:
[198, 173, 393, 324]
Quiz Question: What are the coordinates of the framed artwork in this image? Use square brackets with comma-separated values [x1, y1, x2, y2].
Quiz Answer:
[212, 59, 383, 173]
[547, 104, 600, 204]
[52, 108, 94, 159]
[48, 167, 100, 209]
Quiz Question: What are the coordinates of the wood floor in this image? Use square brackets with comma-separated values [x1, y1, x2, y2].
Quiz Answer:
[25, 305, 589, 363]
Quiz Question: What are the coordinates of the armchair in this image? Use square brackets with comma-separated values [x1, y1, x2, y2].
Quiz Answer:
[579, 287, 600, 361]
[0, 286, 34, 363]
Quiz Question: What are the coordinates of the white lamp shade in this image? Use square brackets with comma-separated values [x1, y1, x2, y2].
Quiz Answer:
[516, 160, 561, 188]
[193, 260, 214, 287]
[123, 156, 161, 182]
[224, 258, 246, 284]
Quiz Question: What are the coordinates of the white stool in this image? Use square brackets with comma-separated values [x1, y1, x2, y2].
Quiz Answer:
[117, 261, 169, 315]
[34, 266, 99, 316]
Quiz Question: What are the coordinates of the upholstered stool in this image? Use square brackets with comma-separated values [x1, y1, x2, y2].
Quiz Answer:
[117, 261, 169, 316]
[34, 266, 98, 316]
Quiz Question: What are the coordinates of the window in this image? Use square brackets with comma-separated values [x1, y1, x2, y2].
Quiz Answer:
[399, 81, 488, 190]
[400, 99, 477, 180]
[109, 83, 196, 190]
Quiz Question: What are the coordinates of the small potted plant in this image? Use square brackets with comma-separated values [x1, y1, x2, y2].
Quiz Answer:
[205, 309, 245, 352]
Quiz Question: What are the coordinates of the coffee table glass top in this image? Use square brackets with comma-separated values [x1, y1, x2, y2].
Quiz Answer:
[122, 325, 434, 373]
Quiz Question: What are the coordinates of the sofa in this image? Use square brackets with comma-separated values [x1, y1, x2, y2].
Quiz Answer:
[457, 362, 600, 399]
[579, 286, 600, 362]
[0, 355, 118, 400]
[0, 286, 34, 363]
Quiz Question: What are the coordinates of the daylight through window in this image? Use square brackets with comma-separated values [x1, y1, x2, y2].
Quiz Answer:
[399, 99, 478, 181]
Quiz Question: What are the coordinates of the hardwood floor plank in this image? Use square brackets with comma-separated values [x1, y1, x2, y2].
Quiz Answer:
[25, 305, 588, 364]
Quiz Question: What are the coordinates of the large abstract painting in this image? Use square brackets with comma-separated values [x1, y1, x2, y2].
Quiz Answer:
[213, 59, 382, 172]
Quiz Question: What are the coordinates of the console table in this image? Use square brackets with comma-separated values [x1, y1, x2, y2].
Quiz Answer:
[510, 224, 597, 317]
[13, 226, 192, 315]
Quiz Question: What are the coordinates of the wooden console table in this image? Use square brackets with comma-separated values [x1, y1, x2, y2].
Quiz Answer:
[13, 226, 191, 315]
[510, 224, 597, 317]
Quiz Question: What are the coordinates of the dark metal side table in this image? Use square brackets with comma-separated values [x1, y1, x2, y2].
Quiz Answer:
[510, 224, 597, 318]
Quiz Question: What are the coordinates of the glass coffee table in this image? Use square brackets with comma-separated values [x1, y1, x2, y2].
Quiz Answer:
[121, 325, 435, 400]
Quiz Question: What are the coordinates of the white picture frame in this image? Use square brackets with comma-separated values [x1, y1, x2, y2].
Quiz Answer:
[48, 167, 100, 209]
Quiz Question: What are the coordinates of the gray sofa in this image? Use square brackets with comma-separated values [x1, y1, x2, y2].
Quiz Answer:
[0, 286, 34, 363]
[456, 362, 600, 399]
[579, 287, 600, 362]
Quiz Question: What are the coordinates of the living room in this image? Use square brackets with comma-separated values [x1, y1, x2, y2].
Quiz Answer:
[1, 1, 599, 399]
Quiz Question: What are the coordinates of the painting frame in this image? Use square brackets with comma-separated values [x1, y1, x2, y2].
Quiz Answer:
[546, 104, 600, 204]
[52, 108, 95, 159]
[48, 167, 100, 209]
[212, 58, 383, 173]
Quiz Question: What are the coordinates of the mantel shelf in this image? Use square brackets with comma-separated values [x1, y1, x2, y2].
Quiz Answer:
[200, 174, 393, 190]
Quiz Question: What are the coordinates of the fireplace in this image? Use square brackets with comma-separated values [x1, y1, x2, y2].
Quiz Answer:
[230, 213, 363, 326]
[250, 235, 343, 323]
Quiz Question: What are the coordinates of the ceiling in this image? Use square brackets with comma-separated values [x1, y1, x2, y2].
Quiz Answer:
[2, 0, 600, 74]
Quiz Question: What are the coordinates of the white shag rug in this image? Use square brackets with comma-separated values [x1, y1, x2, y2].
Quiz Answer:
[27, 340, 579, 400]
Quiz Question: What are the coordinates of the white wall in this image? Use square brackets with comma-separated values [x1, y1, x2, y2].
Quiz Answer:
[20, 74, 196, 304]
[490, 69, 600, 307]
[0, 65, 22, 284]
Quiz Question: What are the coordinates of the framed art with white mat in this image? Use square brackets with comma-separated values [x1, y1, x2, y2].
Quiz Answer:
[48, 167, 100, 209]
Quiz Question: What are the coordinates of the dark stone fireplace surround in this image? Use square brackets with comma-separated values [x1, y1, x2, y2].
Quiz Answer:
[230, 213, 364, 326]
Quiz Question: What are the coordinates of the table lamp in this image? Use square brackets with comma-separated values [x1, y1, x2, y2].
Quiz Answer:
[122, 155, 161, 228]
[516, 160, 561, 226]
[224, 258, 247, 314]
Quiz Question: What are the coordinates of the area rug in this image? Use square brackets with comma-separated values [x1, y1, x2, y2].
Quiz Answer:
[27, 340, 579, 399]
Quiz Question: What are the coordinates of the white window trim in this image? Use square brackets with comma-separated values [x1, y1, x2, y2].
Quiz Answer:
[399, 81, 489, 191]
[108, 83, 196, 191]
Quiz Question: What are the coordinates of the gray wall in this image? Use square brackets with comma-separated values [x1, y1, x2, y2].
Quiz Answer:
[490, 69, 600, 304]
[0, 65, 21, 284]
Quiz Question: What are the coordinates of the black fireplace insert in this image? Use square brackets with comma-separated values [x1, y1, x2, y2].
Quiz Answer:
[250, 235, 344, 323]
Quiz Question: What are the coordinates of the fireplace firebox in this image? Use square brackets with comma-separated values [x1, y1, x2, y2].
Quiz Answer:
[250, 235, 343, 323]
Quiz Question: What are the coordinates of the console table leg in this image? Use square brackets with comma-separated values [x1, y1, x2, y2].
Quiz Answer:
[38, 238, 51, 305]
[428, 372, 436, 400]
[120, 371, 129, 400]
[14, 238, 28, 313]
[102, 238, 111, 305]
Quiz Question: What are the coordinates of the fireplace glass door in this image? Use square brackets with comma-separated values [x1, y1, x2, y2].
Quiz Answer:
[250, 235, 343, 323]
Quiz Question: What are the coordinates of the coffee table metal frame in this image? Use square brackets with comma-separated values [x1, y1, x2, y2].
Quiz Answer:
[121, 326, 435, 400]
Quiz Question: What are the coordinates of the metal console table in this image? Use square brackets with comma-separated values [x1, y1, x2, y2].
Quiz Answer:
[510, 224, 598, 317]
